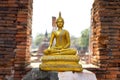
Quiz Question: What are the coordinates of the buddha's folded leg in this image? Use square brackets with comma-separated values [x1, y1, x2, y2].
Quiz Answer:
[43, 48, 61, 55]
[50, 49, 60, 53]
[60, 48, 77, 55]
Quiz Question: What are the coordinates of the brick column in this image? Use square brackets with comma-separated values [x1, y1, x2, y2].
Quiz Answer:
[0, 0, 32, 80]
[14, 0, 32, 79]
[0, 1, 18, 79]
[90, 0, 120, 80]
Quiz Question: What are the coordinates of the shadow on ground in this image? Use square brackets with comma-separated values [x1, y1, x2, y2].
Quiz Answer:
[22, 68, 58, 80]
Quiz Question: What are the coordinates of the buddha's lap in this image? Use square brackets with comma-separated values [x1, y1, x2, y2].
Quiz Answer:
[44, 48, 76, 53]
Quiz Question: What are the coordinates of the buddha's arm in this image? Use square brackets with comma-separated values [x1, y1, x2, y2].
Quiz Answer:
[48, 32, 55, 48]
[63, 31, 70, 49]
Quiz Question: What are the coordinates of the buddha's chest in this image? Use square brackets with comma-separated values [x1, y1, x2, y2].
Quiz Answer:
[55, 30, 66, 38]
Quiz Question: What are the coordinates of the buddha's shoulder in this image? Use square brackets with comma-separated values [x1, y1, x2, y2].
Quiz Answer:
[52, 31, 56, 34]
[52, 31, 57, 35]
[63, 29, 69, 33]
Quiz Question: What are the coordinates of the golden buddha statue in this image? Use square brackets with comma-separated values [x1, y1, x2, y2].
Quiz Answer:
[40, 12, 83, 72]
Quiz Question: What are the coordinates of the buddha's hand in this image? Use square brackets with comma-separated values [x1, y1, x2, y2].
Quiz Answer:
[48, 46, 51, 49]
[54, 46, 62, 50]
[47, 46, 51, 52]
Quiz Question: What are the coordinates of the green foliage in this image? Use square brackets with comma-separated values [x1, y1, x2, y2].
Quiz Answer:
[34, 33, 45, 47]
[79, 28, 89, 48]
[70, 36, 81, 50]
[33, 33, 51, 47]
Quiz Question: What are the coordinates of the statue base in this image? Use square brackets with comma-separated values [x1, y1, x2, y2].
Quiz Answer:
[40, 63, 83, 72]
[40, 55, 83, 72]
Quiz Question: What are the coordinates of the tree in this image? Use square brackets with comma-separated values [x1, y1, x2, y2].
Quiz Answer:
[33, 33, 51, 48]
[71, 36, 81, 50]
[34, 33, 45, 47]
[79, 28, 89, 48]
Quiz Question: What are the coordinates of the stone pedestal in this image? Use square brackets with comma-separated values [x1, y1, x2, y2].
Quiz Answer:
[58, 69, 97, 80]
[22, 69, 97, 80]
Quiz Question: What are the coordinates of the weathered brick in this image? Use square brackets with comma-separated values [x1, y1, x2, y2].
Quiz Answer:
[90, 0, 120, 80]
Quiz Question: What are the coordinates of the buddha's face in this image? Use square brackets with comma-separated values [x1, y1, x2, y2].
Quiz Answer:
[56, 19, 64, 28]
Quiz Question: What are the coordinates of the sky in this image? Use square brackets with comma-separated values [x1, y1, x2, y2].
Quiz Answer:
[32, 0, 94, 39]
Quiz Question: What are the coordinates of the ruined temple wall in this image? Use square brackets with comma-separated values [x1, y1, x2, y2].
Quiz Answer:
[0, 0, 120, 80]
[0, 0, 33, 79]
[91, 0, 120, 80]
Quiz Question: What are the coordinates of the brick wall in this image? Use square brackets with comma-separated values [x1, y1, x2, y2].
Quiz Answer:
[0, 0, 32, 80]
[0, 0, 120, 80]
[90, 0, 120, 80]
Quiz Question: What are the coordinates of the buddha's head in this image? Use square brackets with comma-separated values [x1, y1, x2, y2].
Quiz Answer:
[56, 12, 64, 28]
